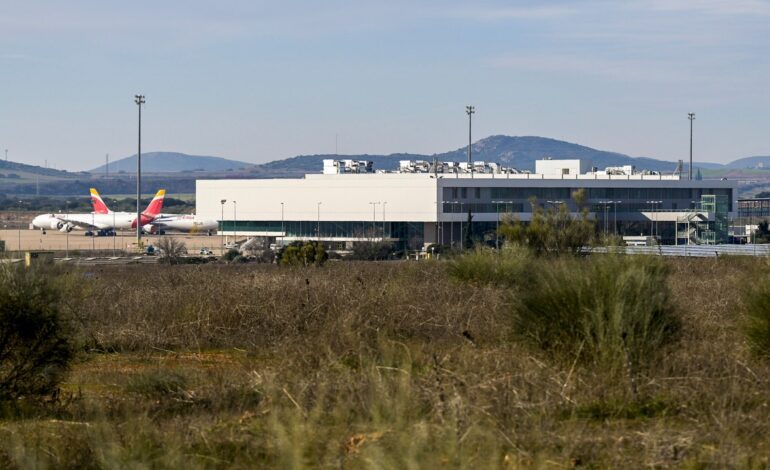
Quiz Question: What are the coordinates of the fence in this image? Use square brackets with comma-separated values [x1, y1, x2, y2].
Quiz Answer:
[587, 244, 770, 258]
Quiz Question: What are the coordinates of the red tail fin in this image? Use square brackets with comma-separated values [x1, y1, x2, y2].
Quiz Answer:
[90, 188, 110, 214]
[142, 189, 166, 219]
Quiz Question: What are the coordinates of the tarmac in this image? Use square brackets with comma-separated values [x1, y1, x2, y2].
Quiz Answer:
[0, 229, 229, 257]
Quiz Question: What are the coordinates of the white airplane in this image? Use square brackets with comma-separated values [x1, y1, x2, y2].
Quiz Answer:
[90, 188, 218, 235]
[32, 189, 166, 236]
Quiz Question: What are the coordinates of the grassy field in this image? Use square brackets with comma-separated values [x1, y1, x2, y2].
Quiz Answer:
[2, 257, 770, 468]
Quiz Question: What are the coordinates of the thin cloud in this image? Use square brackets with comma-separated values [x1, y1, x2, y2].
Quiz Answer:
[644, 0, 770, 15]
[0, 53, 36, 61]
[437, 5, 577, 20]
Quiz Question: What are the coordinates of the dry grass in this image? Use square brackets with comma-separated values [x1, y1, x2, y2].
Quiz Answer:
[1, 257, 770, 468]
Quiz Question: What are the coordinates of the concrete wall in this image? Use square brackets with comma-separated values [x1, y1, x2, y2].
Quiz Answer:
[535, 159, 591, 176]
[196, 174, 439, 223]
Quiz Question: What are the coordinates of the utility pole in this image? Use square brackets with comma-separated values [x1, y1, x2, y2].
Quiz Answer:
[382, 201, 387, 239]
[280, 202, 285, 247]
[465, 105, 475, 167]
[135, 94, 145, 245]
[688, 112, 695, 181]
[220, 199, 226, 254]
[369, 202, 380, 240]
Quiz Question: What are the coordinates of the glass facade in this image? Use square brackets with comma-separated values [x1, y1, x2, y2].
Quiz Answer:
[442, 186, 734, 212]
[221, 220, 424, 249]
[738, 199, 770, 219]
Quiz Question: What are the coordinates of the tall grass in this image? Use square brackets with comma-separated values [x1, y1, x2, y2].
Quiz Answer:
[2, 258, 770, 467]
[447, 245, 532, 287]
[512, 255, 678, 369]
[742, 276, 770, 358]
[450, 249, 678, 369]
[0, 264, 76, 404]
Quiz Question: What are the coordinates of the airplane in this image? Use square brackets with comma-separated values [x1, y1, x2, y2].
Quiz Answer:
[90, 188, 218, 235]
[32, 189, 166, 236]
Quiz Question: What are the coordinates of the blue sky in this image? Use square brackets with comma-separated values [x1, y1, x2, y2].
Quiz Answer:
[1, 0, 769, 170]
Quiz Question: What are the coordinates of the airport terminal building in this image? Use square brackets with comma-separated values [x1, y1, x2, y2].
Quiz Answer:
[196, 159, 737, 248]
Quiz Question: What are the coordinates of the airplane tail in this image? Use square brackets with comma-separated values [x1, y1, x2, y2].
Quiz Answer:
[90, 188, 111, 214]
[141, 189, 166, 218]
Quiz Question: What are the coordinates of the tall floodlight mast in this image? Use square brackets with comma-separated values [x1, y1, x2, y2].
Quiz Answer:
[465, 105, 475, 166]
[135, 94, 146, 244]
[688, 112, 695, 181]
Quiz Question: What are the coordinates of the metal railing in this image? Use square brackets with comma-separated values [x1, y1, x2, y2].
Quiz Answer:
[586, 244, 770, 257]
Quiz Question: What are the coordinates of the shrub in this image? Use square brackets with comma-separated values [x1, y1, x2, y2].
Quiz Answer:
[498, 189, 595, 256]
[280, 242, 327, 266]
[511, 255, 678, 369]
[156, 237, 187, 264]
[447, 245, 532, 287]
[743, 279, 770, 357]
[0, 265, 74, 402]
[349, 241, 393, 261]
[221, 248, 240, 262]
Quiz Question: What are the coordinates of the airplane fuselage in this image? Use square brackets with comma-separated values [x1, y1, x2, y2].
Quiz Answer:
[151, 214, 218, 233]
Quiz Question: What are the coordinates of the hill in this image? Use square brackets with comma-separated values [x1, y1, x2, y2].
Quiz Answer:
[724, 155, 770, 170]
[260, 136, 703, 174]
[89, 152, 255, 173]
[436, 135, 682, 171]
[0, 159, 79, 180]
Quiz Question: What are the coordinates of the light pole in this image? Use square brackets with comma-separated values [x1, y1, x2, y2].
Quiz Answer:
[458, 201, 462, 252]
[280, 202, 285, 247]
[492, 200, 502, 250]
[65, 201, 70, 258]
[382, 201, 387, 239]
[466, 105, 475, 173]
[369, 202, 380, 240]
[646, 200, 662, 240]
[134, 94, 145, 245]
[647, 200, 653, 237]
[17, 200, 22, 256]
[688, 112, 695, 181]
[220, 199, 226, 254]
[445, 201, 461, 248]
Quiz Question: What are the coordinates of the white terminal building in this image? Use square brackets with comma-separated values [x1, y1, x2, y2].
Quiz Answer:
[196, 158, 737, 249]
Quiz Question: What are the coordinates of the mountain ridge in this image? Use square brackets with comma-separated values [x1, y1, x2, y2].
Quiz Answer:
[89, 152, 254, 173]
[259, 135, 719, 174]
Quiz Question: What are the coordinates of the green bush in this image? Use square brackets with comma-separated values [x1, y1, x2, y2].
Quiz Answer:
[280, 241, 327, 266]
[498, 189, 595, 256]
[349, 241, 393, 261]
[512, 255, 678, 369]
[221, 248, 240, 262]
[0, 265, 74, 402]
[447, 245, 532, 287]
[743, 279, 770, 357]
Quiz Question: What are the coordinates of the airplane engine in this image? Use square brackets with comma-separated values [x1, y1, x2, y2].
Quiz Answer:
[51, 220, 64, 230]
[58, 223, 74, 232]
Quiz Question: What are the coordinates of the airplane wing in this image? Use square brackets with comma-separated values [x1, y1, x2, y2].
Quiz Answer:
[54, 214, 111, 230]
